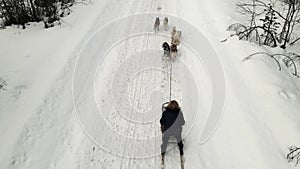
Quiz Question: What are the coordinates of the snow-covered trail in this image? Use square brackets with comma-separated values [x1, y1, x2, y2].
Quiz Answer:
[1, 0, 300, 169]
[0, 0, 167, 168]
[72, 1, 210, 168]
[74, 0, 300, 168]
[3, 0, 205, 169]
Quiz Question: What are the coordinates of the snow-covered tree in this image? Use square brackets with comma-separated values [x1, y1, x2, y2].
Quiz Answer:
[0, 0, 75, 29]
[228, 0, 300, 48]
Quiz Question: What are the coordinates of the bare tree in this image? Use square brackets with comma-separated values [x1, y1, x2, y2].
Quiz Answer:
[227, 0, 300, 48]
[287, 146, 300, 166]
[278, 0, 300, 48]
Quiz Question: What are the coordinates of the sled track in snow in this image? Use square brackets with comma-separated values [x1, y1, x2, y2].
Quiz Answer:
[73, 4, 224, 169]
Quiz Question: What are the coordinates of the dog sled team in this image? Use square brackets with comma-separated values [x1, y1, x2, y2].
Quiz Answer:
[154, 17, 182, 61]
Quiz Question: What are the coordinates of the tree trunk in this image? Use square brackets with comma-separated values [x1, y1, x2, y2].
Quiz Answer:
[29, 0, 38, 21]
[281, 4, 293, 48]
[279, 4, 291, 43]
[2, 0, 13, 24]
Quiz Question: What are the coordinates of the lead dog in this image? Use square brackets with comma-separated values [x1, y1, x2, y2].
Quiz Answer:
[163, 17, 168, 31]
[154, 17, 160, 33]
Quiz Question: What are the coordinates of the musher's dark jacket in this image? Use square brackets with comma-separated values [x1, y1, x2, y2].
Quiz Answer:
[160, 108, 185, 132]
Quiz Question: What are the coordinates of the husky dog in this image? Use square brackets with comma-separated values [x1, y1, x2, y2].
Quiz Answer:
[171, 26, 177, 38]
[154, 17, 160, 33]
[172, 30, 182, 46]
[162, 42, 171, 56]
[170, 43, 178, 59]
[163, 17, 169, 31]
[171, 26, 182, 46]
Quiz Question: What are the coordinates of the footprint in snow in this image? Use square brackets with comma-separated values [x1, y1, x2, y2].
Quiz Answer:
[278, 89, 296, 101]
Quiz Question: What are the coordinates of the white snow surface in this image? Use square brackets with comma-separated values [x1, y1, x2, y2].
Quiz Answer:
[0, 0, 300, 169]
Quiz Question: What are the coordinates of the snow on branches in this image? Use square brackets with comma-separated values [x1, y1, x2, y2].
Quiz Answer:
[243, 52, 300, 77]
[226, 0, 300, 48]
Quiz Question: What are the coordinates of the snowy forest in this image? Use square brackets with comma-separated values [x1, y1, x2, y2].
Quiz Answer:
[0, 0, 300, 169]
[0, 0, 76, 28]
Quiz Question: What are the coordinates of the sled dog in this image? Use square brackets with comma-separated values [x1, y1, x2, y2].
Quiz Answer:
[154, 17, 160, 33]
[163, 17, 169, 31]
